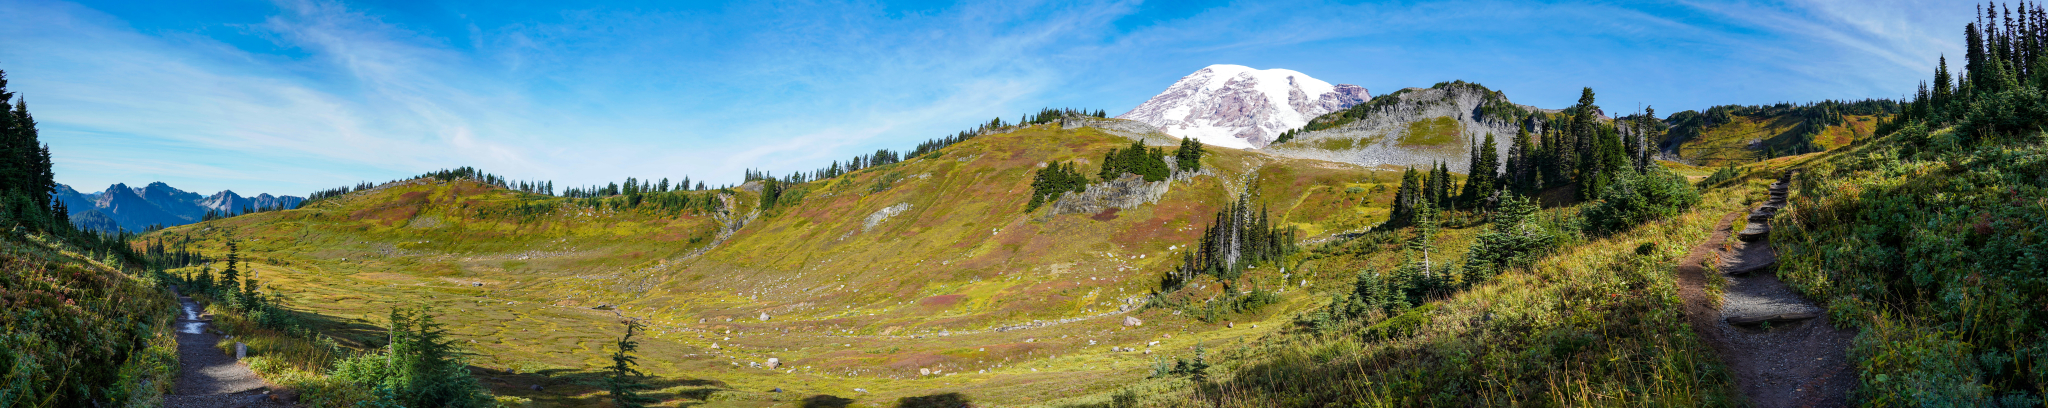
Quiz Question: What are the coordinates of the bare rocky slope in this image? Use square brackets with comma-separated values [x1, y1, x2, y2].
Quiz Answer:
[1262, 81, 1553, 173]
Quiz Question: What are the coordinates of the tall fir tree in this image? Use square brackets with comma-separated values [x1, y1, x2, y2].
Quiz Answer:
[604, 319, 659, 408]
[1460, 132, 1500, 205]
[1391, 167, 1422, 224]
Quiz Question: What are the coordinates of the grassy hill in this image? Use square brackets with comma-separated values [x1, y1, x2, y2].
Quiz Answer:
[1661, 101, 1898, 167]
[146, 122, 1414, 406]
[147, 102, 2033, 408]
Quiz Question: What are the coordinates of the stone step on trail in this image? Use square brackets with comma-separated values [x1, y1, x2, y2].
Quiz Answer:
[1725, 311, 1822, 326]
[1737, 222, 1771, 242]
[1720, 239, 1778, 276]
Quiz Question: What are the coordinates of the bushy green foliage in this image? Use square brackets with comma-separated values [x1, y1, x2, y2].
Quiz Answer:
[333, 306, 493, 408]
[1173, 137, 1204, 173]
[1461, 194, 1557, 278]
[1581, 167, 1701, 236]
[1248, 243, 1735, 406]
[1168, 344, 1211, 384]
[1098, 140, 1171, 182]
[1025, 161, 1089, 212]
[1776, 128, 2048, 405]
[0, 237, 178, 407]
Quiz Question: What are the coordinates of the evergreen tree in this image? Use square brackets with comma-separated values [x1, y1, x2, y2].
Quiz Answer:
[1934, 56, 1954, 116]
[1174, 137, 1205, 173]
[604, 319, 659, 408]
[385, 306, 492, 407]
[219, 242, 240, 299]
[1460, 133, 1499, 205]
[1506, 127, 1536, 195]
[1969, 21, 1987, 82]
[1390, 168, 1422, 224]
[1436, 162, 1454, 208]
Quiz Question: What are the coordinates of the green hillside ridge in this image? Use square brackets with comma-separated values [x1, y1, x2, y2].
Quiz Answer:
[1660, 100, 1899, 166]
[144, 122, 1409, 406]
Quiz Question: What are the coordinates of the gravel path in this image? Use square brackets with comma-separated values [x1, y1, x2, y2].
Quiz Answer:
[163, 292, 295, 408]
[1675, 174, 1856, 408]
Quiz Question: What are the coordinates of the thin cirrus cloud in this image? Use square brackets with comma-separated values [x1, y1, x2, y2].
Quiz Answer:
[0, 0, 1966, 196]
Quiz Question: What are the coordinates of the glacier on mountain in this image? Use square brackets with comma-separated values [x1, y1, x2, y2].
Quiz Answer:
[1118, 64, 1369, 149]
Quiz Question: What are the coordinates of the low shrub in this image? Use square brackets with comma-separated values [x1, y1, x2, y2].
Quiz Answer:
[1583, 168, 1701, 236]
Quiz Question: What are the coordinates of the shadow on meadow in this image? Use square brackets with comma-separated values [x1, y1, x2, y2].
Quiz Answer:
[471, 366, 731, 406]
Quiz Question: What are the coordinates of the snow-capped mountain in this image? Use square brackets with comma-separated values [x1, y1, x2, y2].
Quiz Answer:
[1118, 64, 1370, 149]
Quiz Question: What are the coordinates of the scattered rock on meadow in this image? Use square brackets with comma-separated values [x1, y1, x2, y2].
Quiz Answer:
[1124, 316, 1143, 327]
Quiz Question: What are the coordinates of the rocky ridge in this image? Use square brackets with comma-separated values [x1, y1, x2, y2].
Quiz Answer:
[52, 181, 305, 232]
[1263, 82, 1547, 173]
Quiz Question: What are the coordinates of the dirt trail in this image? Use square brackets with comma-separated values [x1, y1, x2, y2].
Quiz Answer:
[1674, 173, 1856, 407]
[163, 290, 294, 408]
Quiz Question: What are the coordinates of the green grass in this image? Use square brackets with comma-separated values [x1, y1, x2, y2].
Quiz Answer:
[1053, 163, 1754, 407]
[1313, 137, 1356, 150]
[147, 125, 1407, 407]
[1671, 114, 1884, 167]
[1398, 116, 1462, 147]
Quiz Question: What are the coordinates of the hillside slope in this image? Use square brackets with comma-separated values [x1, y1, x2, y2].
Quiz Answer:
[0, 231, 180, 406]
[147, 121, 1409, 406]
[1264, 81, 1543, 173]
[1659, 101, 1897, 167]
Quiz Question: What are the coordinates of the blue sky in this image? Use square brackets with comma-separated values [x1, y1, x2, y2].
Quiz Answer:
[0, 0, 1973, 195]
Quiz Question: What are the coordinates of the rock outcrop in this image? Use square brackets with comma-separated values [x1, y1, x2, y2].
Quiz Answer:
[1045, 174, 1172, 217]
[1263, 82, 1545, 173]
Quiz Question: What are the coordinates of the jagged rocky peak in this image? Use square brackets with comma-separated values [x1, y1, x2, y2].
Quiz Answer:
[1119, 64, 1369, 149]
[50, 181, 305, 233]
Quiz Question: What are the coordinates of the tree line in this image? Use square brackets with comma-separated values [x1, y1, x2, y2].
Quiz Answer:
[1164, 192, 1296, 288]
[1880, 1, 2048, 142]
[303, 108, 1112, 210]
[0, 69, 144, 264]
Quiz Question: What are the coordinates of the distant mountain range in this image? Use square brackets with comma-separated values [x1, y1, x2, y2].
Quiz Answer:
[53, 182, 303, 233]
[1118, 64, 1370, 149]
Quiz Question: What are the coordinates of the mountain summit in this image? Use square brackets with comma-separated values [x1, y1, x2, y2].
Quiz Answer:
[1118, 64, 1369, 149]
[53, 182, 303, 232]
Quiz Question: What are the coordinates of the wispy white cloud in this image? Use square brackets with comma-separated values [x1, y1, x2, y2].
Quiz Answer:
[0, 0, 1974, 196]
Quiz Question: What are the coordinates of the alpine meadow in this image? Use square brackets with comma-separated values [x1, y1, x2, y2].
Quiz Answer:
[1, 1, 2041, 407]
